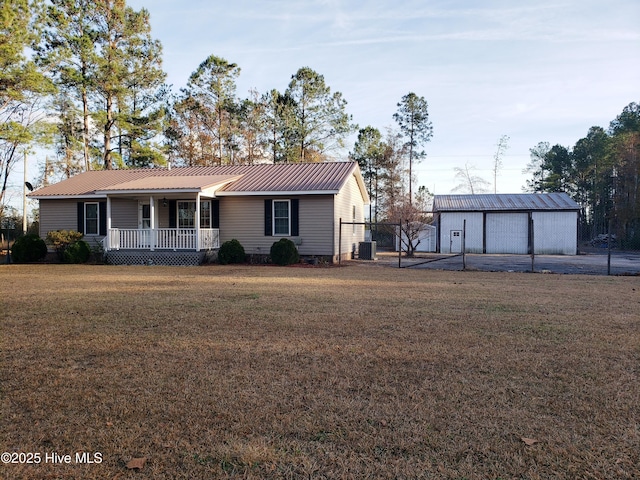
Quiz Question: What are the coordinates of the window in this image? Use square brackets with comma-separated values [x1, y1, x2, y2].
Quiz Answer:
[78, 201, 105, 235]
[200, 200, 211, 228]
[352, 205, 357, 235]
[141, 204, 151, 229]
[273, 200, 290, 236]
[177, 200, 212, 228]
[85, 203, 99, 235]
[264, 199, 298, 237]
[178, 201, 196, 228]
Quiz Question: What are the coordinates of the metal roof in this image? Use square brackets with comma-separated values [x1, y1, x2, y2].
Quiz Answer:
[94, 175, 241, 193]
[29, 162, 367, 200]
[433, 193, 580, 212]
[216, 162, 357, 194]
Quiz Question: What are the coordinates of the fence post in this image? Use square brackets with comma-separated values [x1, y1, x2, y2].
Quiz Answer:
[607, 218, 612, 276]
[398, 221, 402, 268]
[462, 219, 466, 270]
[338, 218, 342, 266]
[530, 216, 535, 273]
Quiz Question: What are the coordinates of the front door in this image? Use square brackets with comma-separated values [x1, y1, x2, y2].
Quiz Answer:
[450, 230, 462, 253]
[138, 202, 158, 248]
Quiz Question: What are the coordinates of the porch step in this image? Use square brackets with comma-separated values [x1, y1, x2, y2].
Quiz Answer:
[106, 250, 209, 266]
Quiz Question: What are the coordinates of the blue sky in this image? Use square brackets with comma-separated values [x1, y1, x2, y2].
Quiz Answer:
[9, 0, 640, 210]
[126, 0, 637, 194]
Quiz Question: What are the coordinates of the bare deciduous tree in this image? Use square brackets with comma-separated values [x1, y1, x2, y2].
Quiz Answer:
[493, 134, 509, 193]
[452, 162, 490, 194]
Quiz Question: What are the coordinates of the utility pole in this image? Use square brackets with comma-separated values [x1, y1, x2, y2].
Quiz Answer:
[23, 152, 28, 234]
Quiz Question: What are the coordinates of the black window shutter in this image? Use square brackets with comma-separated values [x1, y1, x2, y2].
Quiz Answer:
[77, 202, 84, 233]
[99, 202, 107, 236]
[264, 199, 272, 236]
[291, 199, 299, 236]
[169, 200, 177, 228]
[212, 200, 220, 229]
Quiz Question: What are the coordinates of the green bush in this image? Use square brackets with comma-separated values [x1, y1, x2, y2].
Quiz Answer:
[10, 234, 47, 263]
[218, 239, 246, 265]
[270, 238, 299, 266]
[63, 240, 91, 264]
[46, 230, 84, 260]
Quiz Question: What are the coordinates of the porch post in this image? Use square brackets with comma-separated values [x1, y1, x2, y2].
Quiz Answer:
[195, 193, 201, 251]
[106, 196, 112, 250]
[149, 195, 155, 251]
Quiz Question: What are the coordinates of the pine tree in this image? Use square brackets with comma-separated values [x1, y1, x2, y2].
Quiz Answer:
[92, 0, 166, 169]
[1, 0, 54, 206]
[38, 0, 98, 171]
[285, 67, 355, 162]
[40, 0, 166, 170]
[350, 126, 385, 221]
[184, 55, 240, 165]
[393, 93, 433, 203]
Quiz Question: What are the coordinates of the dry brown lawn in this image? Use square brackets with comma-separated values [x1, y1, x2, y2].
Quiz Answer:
[0, 264, 638, 479]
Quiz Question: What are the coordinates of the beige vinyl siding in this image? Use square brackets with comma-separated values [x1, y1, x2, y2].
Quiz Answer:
[298, 196, 334, 256]
[157, 200, 171, 228]
[110, 198, 138, 229]
[109, 197, 180, 229]
[38, 198, 105, 249]
[334, 173, 366, 261]
[219, 195, 334, 256]
[39, 199, 78, 238]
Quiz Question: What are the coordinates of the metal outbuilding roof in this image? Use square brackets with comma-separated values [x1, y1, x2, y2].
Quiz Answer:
[432, 193, 580, 212]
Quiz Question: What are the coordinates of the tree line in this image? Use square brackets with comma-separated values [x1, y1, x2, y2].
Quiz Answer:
[349, 92, 433, 254]
[523, 102, 640, 248]
[1, 0, 434, 244]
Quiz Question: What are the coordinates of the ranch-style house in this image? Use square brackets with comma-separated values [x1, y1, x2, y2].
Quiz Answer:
[29, 161, 369, 265]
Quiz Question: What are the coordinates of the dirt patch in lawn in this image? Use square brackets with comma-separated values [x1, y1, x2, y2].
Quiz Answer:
[1, 264, 639, 479]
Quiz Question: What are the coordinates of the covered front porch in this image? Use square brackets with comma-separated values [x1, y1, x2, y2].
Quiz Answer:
[105, 227, 220, 251]
[97, 185, 226, 266]
[101, 194, 220, 265]
[97, 173, 233, 257]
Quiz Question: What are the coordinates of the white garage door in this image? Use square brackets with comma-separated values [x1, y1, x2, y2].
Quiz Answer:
[486, 213, 529, 254]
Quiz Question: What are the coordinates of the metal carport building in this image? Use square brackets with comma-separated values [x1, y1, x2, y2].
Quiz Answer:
[433, 193, 580, 255]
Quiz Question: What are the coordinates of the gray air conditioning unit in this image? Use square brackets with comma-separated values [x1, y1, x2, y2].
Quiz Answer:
[359, 241, 377, 260]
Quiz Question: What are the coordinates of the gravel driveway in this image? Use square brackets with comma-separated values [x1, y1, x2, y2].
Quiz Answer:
[353, 250, 640, 276]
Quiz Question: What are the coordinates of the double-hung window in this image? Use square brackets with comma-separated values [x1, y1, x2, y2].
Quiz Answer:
[265, 199, 298, 237]
[200, 200, 211, 228]
[141, 204, 151, 229]
[177, 201, 196, 228]
[177, 200, 212, 228]
[273, 200, 290, 236]
[85, 203, 99, 235]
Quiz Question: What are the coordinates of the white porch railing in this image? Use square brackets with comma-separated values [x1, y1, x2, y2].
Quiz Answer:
[107, 228, 220, 251]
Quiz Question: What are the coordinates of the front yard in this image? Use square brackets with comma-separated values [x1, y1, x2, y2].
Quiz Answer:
[1, 264, 638, 479]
